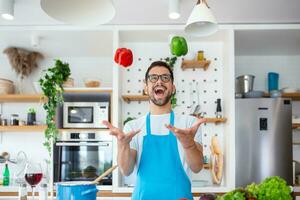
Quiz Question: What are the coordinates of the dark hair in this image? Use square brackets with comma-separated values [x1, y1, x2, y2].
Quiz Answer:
[145, 61, 174, 83]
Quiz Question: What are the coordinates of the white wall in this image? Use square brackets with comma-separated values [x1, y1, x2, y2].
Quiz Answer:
[235, 55, 300, 91]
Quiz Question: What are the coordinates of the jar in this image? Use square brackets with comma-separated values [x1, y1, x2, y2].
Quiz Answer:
[1, 119, 8, 126]
[10, 114, 19, 126]
[18, 183, 27, 200]
[39, 183, 48, 200]
[197, 50, 204, 61]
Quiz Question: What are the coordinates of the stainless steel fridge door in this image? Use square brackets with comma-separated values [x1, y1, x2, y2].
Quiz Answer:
[235, 98, 292, 187]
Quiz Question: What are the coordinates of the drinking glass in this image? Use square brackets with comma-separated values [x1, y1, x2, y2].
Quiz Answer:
[24, 162, 43, 200]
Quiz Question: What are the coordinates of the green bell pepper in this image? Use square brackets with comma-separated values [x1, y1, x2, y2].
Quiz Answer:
[170, 36, 188, 57]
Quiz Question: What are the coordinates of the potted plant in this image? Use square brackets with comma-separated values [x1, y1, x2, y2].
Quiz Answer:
[39, 59, 71, 154]
[27, 108, 36, 125]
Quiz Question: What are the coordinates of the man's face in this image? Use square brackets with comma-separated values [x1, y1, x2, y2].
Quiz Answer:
[145, 66, 175, 106]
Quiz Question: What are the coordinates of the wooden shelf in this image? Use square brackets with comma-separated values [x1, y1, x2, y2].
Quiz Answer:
[0, 125, 47, 132]
[264, 92, 300, 101]
[64, 87, 113, 93]
[0, 94, 46, 103]
[204, 118, 227, 123]
[181, 60, 211, 71]
[293, 123, 300, 130]
[122, 95, 149, 102]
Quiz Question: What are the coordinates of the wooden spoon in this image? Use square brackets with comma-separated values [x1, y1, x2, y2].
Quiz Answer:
[91, 165, 118, 185]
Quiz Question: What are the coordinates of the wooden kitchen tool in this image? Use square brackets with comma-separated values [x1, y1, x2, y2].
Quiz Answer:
[91, 165, 118, 184]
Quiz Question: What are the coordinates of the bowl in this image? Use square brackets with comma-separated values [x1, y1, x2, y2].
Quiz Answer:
[281, 87, 299, 93]
[270, 90, 282, 98]
[84, 78, 101, 88]
[0, 78, 14, 94]
[244, 90, 264, 98]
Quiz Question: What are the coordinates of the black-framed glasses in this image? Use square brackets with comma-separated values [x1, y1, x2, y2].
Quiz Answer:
[147, 74, 172, 83]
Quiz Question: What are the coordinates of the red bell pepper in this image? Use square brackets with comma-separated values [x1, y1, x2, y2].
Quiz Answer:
[114, 48, 133, 67]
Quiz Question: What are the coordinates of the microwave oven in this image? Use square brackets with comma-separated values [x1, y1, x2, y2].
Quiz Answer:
[63, 102, 109, 128]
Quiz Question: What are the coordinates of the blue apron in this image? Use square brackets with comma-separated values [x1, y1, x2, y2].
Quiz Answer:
[132, 111, 193, 200]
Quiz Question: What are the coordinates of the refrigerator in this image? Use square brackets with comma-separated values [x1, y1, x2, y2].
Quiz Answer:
[235, 98, 293, 187]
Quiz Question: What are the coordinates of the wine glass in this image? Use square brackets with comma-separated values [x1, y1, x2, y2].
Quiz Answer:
[24, 162, 43, 200]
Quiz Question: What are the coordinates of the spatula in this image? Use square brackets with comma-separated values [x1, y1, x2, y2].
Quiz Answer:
[91, 165, 118, 184]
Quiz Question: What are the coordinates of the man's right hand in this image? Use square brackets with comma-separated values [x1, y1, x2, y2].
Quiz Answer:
[102, 120, 140, 146]
[102, 120, 139, 176]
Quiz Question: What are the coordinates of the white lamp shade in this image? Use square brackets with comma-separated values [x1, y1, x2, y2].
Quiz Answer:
[0, 0, 14, 20]
[40, 0, 115, 26]
[184, 2, 218, 37]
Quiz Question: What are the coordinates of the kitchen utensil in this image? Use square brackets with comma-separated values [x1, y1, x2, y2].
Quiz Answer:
[0, 152, 17, 164]
[236, 75, 255, 94]
[56, 165, 117, 200]
[187, 82, 193, 109]
[244, 90, 264, 98]
[192, 82, 202, 117]
[268, 72, 279, 92]
[91, 165, 117, 184]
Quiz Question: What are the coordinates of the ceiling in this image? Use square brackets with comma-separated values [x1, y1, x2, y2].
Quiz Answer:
[0, 0, 300, 26]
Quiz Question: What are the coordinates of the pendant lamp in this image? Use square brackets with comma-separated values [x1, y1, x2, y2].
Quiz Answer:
[184, 0, 218, 37]
[169, 0, 180, 19]
[40, 0, 115, 26]
[0, 0, 14, 20]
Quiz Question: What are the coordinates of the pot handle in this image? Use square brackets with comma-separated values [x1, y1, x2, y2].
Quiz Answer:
[81, 188, 98, 196]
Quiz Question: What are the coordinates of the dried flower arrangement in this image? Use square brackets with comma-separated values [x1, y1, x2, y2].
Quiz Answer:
[3, 47, 44, 79]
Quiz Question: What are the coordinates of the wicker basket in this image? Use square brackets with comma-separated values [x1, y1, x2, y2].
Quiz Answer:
[0, 78, 14, 94]
[84, 79, 100, 87]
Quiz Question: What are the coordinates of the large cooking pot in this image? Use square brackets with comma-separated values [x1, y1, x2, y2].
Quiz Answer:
[56, 181, 99, 200]
[236, 75, 255, 94]
[56, 165, 117, 200]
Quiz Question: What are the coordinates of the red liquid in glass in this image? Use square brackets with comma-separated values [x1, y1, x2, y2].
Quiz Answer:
[25, 173, 43, 186]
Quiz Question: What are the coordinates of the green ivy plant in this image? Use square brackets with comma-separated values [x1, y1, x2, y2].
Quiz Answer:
[164, 56, 178, 109]
[39, 60, 71, 154]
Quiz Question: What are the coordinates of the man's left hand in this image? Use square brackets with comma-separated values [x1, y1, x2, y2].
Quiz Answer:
[165, 118, 206, 149]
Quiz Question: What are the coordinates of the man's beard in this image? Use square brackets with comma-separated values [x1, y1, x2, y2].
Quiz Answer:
[149, 90, 172, 106]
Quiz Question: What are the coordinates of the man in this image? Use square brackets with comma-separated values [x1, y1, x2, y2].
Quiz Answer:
[103, 61, 205, 200]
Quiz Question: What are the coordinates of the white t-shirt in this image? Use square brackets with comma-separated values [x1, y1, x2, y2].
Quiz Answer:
[123, 112, 202, 180]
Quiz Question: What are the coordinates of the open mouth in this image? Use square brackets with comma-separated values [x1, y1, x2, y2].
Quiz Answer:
[154, 87, 166, 97]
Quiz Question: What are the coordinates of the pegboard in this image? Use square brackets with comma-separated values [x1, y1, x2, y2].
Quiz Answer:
[120, 41, 226, 185]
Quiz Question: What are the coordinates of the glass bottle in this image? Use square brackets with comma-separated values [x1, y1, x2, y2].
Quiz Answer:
[18, 183, 28, 200]
[38, 183, 48, 200]
[216, 98, 222, 118]
[3, 162, 10, 186]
